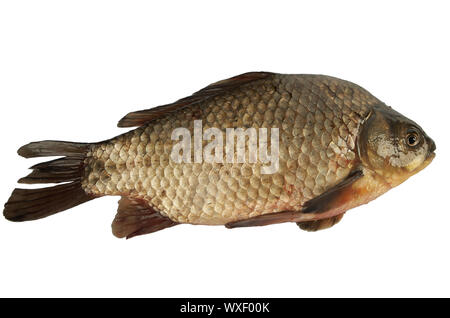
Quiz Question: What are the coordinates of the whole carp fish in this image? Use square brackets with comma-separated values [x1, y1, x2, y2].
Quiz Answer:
[3, 72, 435, 238]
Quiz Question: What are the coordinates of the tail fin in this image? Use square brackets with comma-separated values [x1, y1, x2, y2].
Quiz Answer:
[4, 141, 95, 222]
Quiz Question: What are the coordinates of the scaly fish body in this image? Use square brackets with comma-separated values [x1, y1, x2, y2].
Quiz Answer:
[4, 72, 436, 238]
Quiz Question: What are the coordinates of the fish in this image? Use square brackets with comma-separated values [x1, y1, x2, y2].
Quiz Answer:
[3, 72, 436, 238]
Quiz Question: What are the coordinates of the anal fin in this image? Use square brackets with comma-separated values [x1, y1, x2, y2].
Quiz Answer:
[297, 213, 345, 232]
[112, 197, 178, 239]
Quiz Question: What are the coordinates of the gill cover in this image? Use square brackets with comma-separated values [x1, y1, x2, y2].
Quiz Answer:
[358, 104, 435, 186]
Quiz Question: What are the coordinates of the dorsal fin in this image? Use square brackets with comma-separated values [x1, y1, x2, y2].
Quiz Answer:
[117, 72, 274, 128]
[112, 197, 178, 239]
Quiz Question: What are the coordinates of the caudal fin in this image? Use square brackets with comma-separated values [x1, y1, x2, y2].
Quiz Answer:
[4, 141, 95, 221]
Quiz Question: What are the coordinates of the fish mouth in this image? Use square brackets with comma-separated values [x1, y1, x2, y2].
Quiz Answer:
[423, 150, 435, 169]
[426, 138, 436, 161]
[428, 138, 436, 154]
[410, 139, 435, 175]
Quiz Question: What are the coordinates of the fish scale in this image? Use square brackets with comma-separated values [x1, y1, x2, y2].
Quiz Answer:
[81, 74, 377, 225]
[5, 72, 434, 238]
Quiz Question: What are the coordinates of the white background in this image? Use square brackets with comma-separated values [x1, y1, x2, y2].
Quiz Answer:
[0, 1, 448, 297]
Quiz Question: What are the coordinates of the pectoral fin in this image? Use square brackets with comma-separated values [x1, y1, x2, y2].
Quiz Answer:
[225, 169, 363, 230]
[301, 170, 363, 214]
[297, 213, 345, 232]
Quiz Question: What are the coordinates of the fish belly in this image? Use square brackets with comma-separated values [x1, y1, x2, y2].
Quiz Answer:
[82, 75, 378, 225]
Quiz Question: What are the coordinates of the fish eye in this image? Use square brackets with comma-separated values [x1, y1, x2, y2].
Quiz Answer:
[405, 131, 420, 147]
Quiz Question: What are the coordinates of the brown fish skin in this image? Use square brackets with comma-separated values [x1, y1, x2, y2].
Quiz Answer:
[3, 72, 436, 238]
[83, 74, 376, 224]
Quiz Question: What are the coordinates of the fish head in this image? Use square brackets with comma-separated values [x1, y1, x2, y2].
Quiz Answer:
[358, 104, 436, 187]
